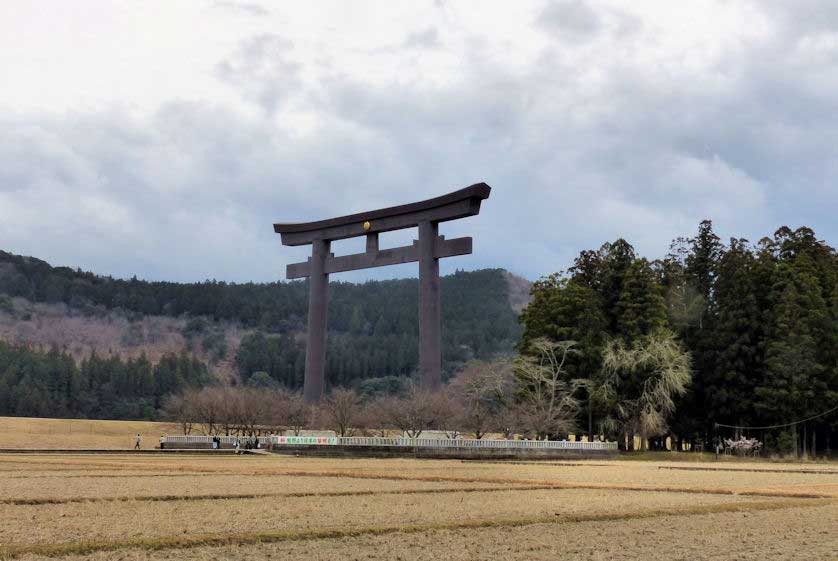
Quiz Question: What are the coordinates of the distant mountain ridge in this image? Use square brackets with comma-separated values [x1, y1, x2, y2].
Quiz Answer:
[0, 250, 529, 390]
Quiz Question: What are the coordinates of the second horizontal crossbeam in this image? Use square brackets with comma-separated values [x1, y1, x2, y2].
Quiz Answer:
[286, 236, 472, 279]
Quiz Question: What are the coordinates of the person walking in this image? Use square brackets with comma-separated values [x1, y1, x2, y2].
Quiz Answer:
[134, 434, 141, 450]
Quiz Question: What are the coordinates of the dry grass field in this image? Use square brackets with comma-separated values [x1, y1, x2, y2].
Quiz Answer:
[0, 417, 177, 449]
[0, 453, 835, 560]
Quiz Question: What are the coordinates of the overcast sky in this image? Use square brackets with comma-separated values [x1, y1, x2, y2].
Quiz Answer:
[1, 1, 837, 283]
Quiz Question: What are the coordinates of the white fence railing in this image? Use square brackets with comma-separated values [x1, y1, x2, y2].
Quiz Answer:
[162, 434, 617, 451]
[163, 435, 270, 446]
[330, 437, 615, 450]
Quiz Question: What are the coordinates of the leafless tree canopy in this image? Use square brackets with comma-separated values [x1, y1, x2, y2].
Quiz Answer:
[514, 339, 581, 439]
[161, 392, 194, 435]
[373, 386, 441, 438]
[447, 359, 516, 439]
[320, 389, 360, 437]
[161, 386, 310, 436]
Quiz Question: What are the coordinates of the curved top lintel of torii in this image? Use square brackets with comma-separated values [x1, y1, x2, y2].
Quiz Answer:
[273, 182, 491, 246]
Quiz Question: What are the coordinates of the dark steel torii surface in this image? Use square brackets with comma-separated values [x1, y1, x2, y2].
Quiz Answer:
[274, 183, 491, 402]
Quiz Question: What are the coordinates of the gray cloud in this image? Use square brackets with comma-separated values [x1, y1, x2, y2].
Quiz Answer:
[215, 34, 301, 115]
[403, 28, 441, 49]
[2, 2, 838, 284]
[536, 1, 601, 40]
[211, 1, 270, 17]
[765, 0, 838, 35]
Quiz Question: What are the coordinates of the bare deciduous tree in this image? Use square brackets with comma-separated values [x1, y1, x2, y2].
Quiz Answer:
[449, 359, 516, 439]
[237, 388, 273, 436]
[514, 339, 580, 439]
[321, 389, 360, 437]
[377, 386, 439, 438]
[218, 386, 242, 436]
[191, 387, 225, 436]
[160, 392, 195, 435]
[431, 392, 461, 439]
[284, 392, 311, 436]
[362, 397, 395, 437]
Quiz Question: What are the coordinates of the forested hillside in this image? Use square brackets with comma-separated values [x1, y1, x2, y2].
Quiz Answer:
[0, 252, 524, 419]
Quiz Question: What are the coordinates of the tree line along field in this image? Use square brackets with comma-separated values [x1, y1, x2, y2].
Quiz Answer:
[0, 453, 835, 560]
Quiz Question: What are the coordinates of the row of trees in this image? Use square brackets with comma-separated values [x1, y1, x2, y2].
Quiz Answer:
[164, 362, 522, 439]
[164, 336, 691, 446]
[520, 222, 838, 455]
[0, 341, 209, 420]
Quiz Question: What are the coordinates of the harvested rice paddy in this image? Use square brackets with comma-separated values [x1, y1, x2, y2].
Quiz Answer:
[0, 454, 835, 560]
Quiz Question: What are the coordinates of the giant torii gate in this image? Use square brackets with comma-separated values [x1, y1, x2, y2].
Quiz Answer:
[274, 183, 491, 402]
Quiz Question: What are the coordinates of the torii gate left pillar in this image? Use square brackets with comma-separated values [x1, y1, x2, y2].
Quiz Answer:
[274, 183, 491, 402]
[305, 238, 330, 401]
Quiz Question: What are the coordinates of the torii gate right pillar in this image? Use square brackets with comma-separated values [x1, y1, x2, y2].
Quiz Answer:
[418, 220, 442, 391]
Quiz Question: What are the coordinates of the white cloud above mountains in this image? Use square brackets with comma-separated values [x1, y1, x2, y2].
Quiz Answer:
[0, 1, 836, 283]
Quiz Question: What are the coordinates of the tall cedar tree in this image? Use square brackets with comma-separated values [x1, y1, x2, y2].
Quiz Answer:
[757, 258, 825, 426]
[682, 221, 723, 435]
[708, 239, 763, 428]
